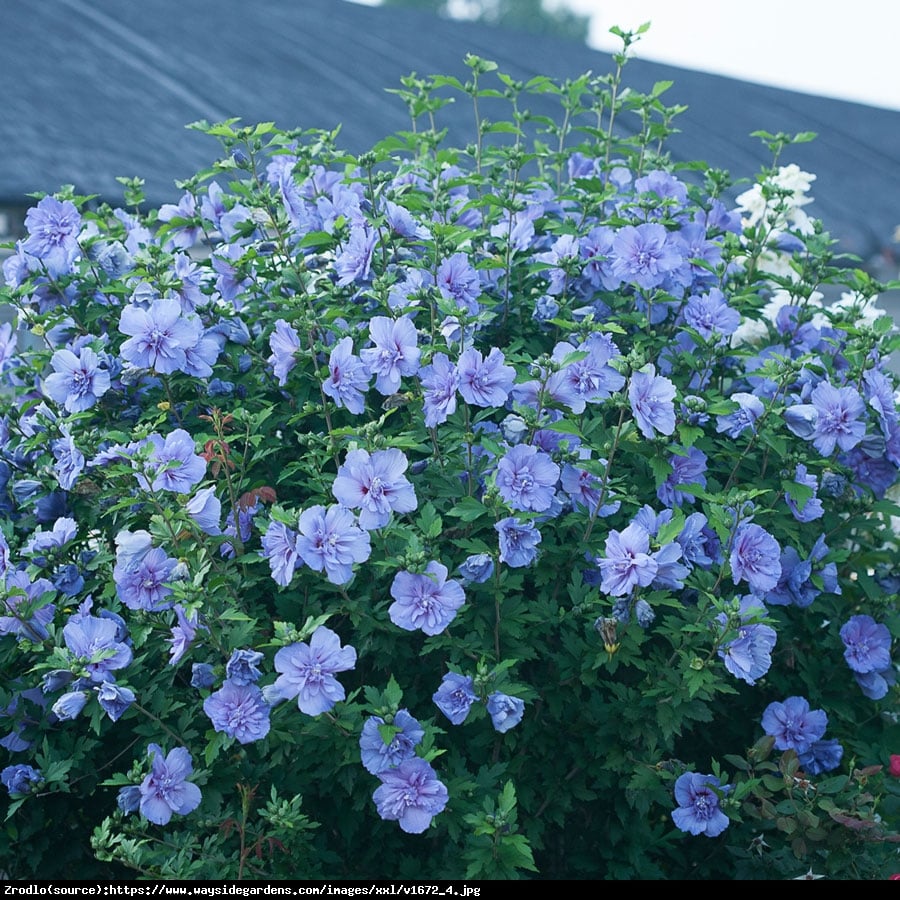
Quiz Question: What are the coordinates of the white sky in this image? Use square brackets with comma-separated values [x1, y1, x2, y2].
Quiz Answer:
[349, 0, 900, 111]
[549, 0, 900, 111]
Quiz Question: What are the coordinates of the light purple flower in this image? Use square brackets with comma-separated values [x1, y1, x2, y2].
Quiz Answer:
[361, 316, 420, 396]
[144, 429, 207, 493]
[63, 614, 133, 683]
[683, 288, 740, 340]
[1, 764, 43, 796]
[97, 682, 135, 722]
[853, 667, 895, 700]
[730, 523, 781, 595]
[598, 523, 658, 597]
[437, 252, 481, 314]
[260, 520, 301, 588]
[657, 447, 707, 508]
[419, 352, 460, 427]
[372, 757, 449, 834]
[359, 709, 424, 775]
[840, 614, 892, 674]
[716, 393, 764, 439]
[332, 448, 417, 530]
[611, 223, 681, 291]
[671, 772, 730, 837]
[863, 368, 897, 437]
[23, 516, 76, 556]
[43, 347, 110, 413]
[783, 403, 818, 440]
[495, 517, 541, 568]
[296, 504, 371, 585]
[560, 455, 620, 517]
[22, 196, 81, 278]
[114, 529, 153, 570]
[716, 597, 777, 685]
[119, 299, 201, 374]
[536, 233, 580, 295]
[432, 672, 478, 725]
[383, 199, 431, 241]
[191, 663, 216, 690]
[810, 381, 866, 456]
[180, 325, 221, 379]
[268, 626, 357, 716]
[52, 429, 84, 491]
[761, 696, 827, 754]
[322, 336, 370, 414]
[798, 739, 844, 775]
[114, 546, 178, 612]
[203, 680, 271, 744]
[766, 537, 838, 608]
[335, 224, 377, 286]
[628, 366, 676, 439]
[389, 561, 466, 636]
[544, 338, 625, 413]
[139, 744, 202, 825]
[168, 605, 201, 666]
[495, 444, 560, 513]
[457, 347, 516, 408]
[650, 542, 689, 591]
[52, 690, 89, 721]
[157, 191, 201, 250]
[785, 464, 824, 522]
[485, 692, 525, 733]
[268, 319, 301, 386]
[457, 553, 494, 584]
[0, 322, 17, 373]
[186, 486, 222, 535]
[225, 649, 264, 686]
[200, 182, 250, 239]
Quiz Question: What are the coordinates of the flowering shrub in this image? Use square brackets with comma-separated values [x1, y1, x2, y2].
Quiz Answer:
[1, 35, 899, 880]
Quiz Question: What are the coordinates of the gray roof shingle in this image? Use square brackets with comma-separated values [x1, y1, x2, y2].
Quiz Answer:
[2, 0, 898, 262]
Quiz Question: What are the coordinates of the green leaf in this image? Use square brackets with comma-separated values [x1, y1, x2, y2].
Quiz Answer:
[447, 497, 488, 522]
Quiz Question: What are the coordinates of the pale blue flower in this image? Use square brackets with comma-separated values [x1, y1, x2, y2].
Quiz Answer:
[361, 315, 420, 396]
[628, 366, 676, 439]
[671, 772, 730, 837]
[296, 504, 371, 585]
[322, 336, 370, 414]
[598, 523, 658, 597]
[268, 626, 356, 716]
[139, 744, 202, 825]
[730, 523, 781, 594]
[332, 448, 417, 530]
[359, 709, 424, 775]
[432, 672, 477, 725]
[268, 319, 301, 387]
[761, 696, 827, 754]
[203, 680, 271, 744]
[389, 561, 466, 635]
[43, 347, 110, 413]
[495, 444, 560, 513]
[486, 692, 525, 733]
[372, 758, 448, 833]
[840, 614, 892, 674]
[97, 682, 135, 722]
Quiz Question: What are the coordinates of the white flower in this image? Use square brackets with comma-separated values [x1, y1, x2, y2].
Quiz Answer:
[831, 290, 886, 328]
[771, 163, 816, 198]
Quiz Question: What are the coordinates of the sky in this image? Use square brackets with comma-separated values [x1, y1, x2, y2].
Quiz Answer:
[349, 0, 900, 112]
[548, 0, 900, 112]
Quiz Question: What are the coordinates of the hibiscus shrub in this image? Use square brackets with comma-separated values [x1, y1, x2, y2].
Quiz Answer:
[1, 40, 899, 881]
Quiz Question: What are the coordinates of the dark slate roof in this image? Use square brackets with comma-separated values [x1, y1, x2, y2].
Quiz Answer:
[2, 0, 899, 265]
